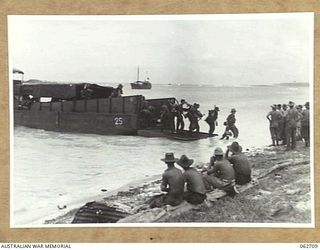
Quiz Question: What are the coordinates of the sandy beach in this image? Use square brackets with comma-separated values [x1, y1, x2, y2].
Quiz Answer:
[44, 141, 311, 225]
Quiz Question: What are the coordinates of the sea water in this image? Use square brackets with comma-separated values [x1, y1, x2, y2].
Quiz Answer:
[12, 84, 309, 226]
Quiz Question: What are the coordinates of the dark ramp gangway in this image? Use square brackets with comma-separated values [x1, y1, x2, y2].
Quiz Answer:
[72, 201, 131, 223]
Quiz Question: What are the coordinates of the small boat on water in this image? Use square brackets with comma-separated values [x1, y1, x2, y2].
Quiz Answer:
[130, 67, 152, 89]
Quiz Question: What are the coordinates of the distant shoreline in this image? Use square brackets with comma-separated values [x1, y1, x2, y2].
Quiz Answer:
[21, 79, 309, 88]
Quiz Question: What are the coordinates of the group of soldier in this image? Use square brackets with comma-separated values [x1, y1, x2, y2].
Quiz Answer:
[159, 99, 204, 133]
[149, 141, 251, 208]
[167, 100, 240, 139]
[141, 98, 240, 139]
[266, 101, 310, 149]
[145, 100, 311, 208]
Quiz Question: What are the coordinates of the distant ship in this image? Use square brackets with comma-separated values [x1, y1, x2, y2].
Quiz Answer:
[130, 67, 152, 89]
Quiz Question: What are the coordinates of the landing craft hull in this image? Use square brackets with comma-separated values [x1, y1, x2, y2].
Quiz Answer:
[14, 95, 143, 135]
[14, 94, 215, 141]
[14, 111, 138, 135]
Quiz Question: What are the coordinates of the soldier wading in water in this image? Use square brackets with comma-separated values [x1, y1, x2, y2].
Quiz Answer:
[205, 106, 220, 135]
[221, 108, 239, 139]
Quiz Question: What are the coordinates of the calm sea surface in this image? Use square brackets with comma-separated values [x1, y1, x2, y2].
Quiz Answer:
[13, 84, 309, 226]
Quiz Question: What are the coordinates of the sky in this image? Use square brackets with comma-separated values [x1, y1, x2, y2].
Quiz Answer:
[8, 14, 313, 86]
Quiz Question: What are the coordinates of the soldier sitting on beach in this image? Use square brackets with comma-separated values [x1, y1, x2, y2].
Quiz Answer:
[202, 147, 236, 195]
[176, 154, 207, 205]
[149, 153, 185, 208]
[225, 142, 251, 185]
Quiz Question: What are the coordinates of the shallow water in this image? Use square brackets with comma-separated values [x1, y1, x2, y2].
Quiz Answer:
[12, 84, 309, 226]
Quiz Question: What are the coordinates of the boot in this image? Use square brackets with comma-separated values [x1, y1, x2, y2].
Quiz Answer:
[269, 139, 275, 146]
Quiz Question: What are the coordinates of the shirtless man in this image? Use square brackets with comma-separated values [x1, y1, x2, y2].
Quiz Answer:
[226, 142, 251, 185]
[203, 147, 236, 193]
[176, 154, 207, 205]
[150, 153, 185, 208]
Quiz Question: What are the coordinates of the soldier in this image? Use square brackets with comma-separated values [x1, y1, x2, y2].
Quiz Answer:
[296, 104, 303, 141]
[301, 102, 310, 147]
[280, 104, 289, 145]
[111, 84, 123, 97]
[202, 147, 236, 194]
[221, 108, 239, 139]
[174, 99, 190, 132]
[140, 101, 156, 128]
[226, 142, 251, 185]
[149, 153, 185, 208]
[205, 106, 220, 135]
[176, 154, 207, 205]
[159, 104, 174, 133]
[186, 103, 203, 133]
[266, 104, 281, 146]
[285, 101, 300, 150]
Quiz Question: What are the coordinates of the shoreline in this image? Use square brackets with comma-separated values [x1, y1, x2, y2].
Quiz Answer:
[43, 174, 162, 224]
[44, 142, 311, 225]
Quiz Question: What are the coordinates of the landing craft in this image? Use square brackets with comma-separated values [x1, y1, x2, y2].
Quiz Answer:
[13, 69, 215, 140]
